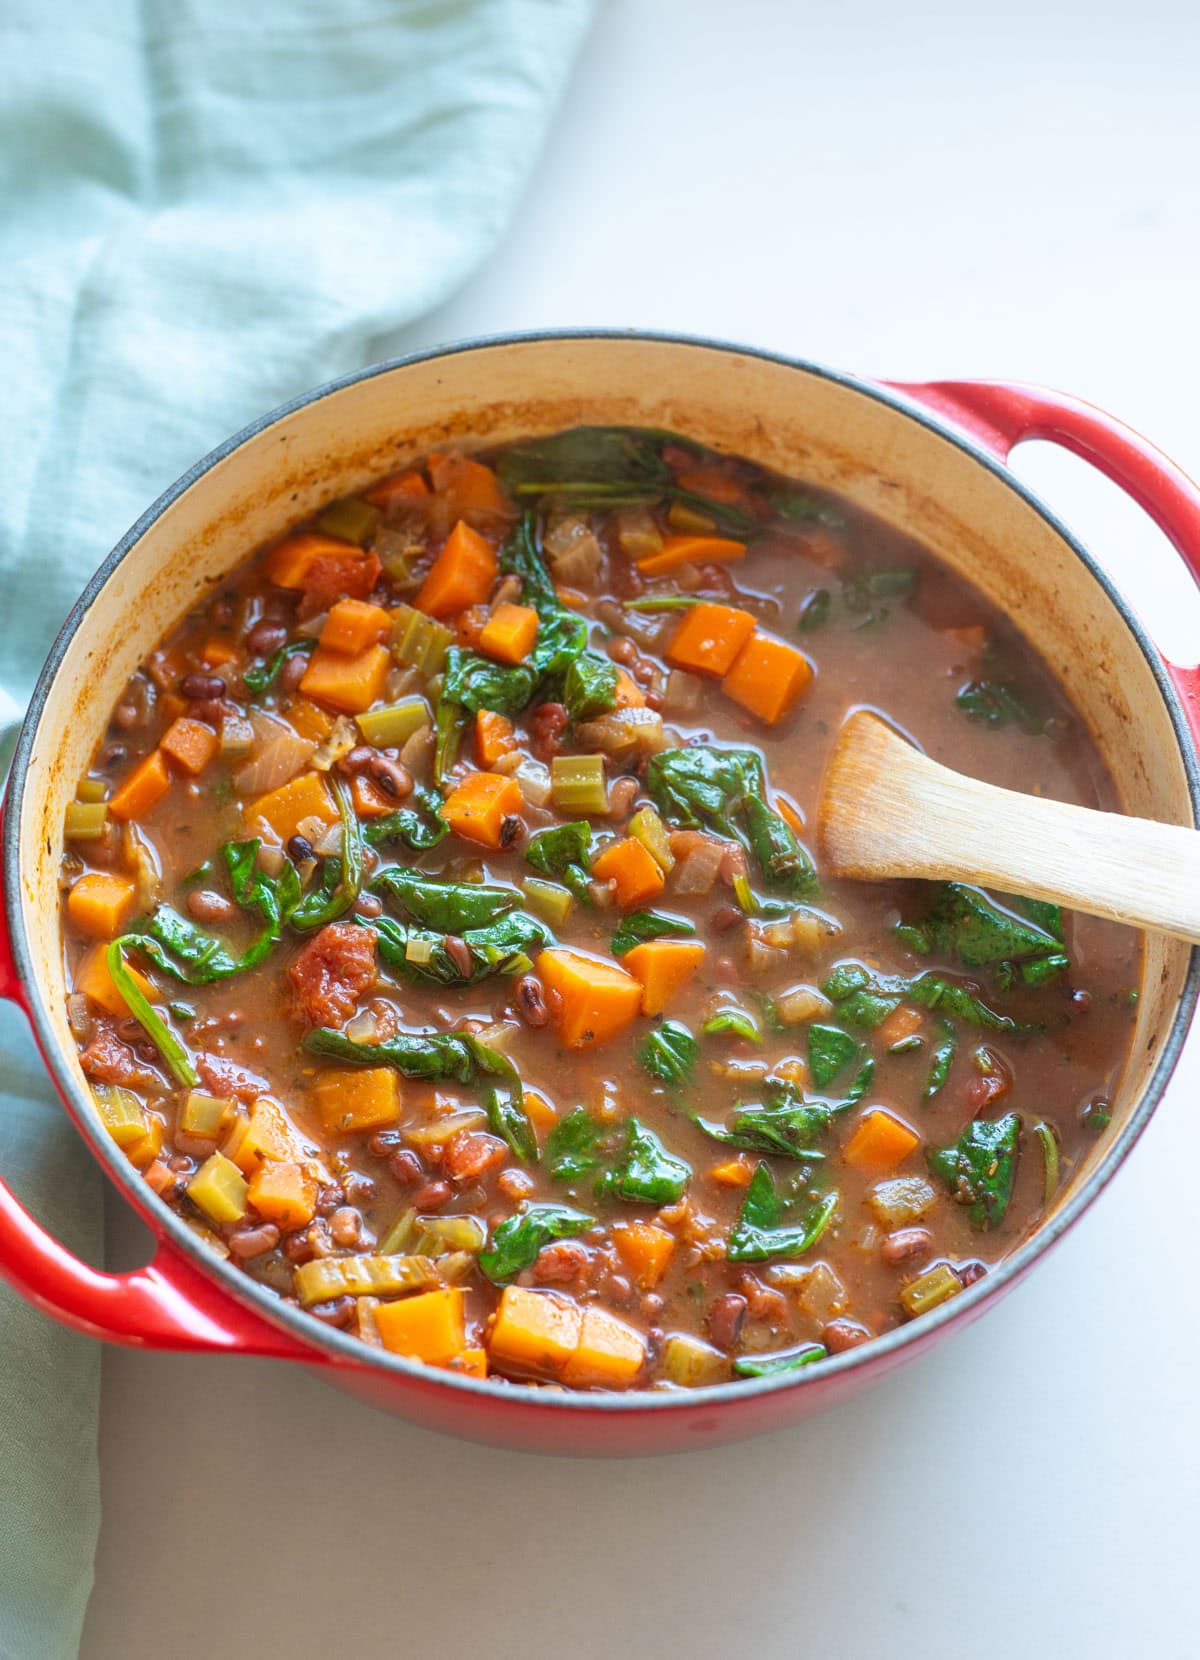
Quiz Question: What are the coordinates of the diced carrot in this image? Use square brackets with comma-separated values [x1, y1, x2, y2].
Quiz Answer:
[708, 1156, 755, 1189]
[311, 1066, 400, 1135]
[622, 939, 706, 1017]
[613, 668, 646, 709]
[554, 586, 588, 610]
[475, 709, 517, 767]
[375, 1287, 466, 1365]
[454, 604, 490, 650]
[561, 1305, 647, 1389]
[225, 1098, 298, 1175]
[536, 947, 643, 1049]
[76, 943, 158, 1019]
[201, 637, 239, 668]
[245, 771, 336, 843]
[612, 1221, 677, 1288]
[427, 453, 511, 523]
[478, 602, 539, 665]
[591, 837, 666, 909]
[287, 696, 336, 743]
[299, 642, 392, 714]
[414, 520, 498, 618]
[108, 749, 171, 821]
[320, 598, 393, 655]
[126, 1113, 165, 1172]
[877, 1004, 924, 1047]
[666, 602, 757, 677]
[67, 873, 137, 940]
[364, 469, 430, 512]
[722, 631, 813, 724]
[843, 1108, 921, 1173]
[159, 717, 219, 777]
[487, 1286, 582, 1381]
[635, 535, 746, 577]
[141, 1158, 175, 1197]
[523, 1089, 558, 1137]
[441, 770, 523, 849]
[265, 531, 372, 590]
[350, 774, 397, 818]
[673, 467, 747, 504]
[247, 1160, 318, 1229]
[774, 792, 806, 835]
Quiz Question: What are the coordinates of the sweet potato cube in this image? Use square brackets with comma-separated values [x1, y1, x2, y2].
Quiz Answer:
[365, 469, 430, 511]
[474, 709, 517, 767]
[414, 520, 498, 618]
[225, 1098, 297, 1175]
[722, 632, 813, 724]
[160, 717, 219, 777]
[320, 598, 393, 655]
[536, 947, 642, 1050]
[441, 770, 523, 849]
[67, 872, 137, 940]
[478, 602, 539, 665]
[612, 1221, 677, 1288]
[622, 939, 706, 1017]
[245, 771, 336, 843]
[843, 1108, 920, 1173]
[613, 668, 646, 709]
[666, 602, 757, 677]
[427, 453, 511, 523]
[487, 1286, 581, 1381]
[299, 642, 391, 715]
[312, 1066, 400, 1135]
[591, 837, 666, 910]
[375, 1287, 466, 1365]
[76, 943, 158, 1018]
[247, 1160, 318, 1229]
[561, 1306, 647, 1389]
[265, 531, 367, 590]
[107, 749, 171, 821]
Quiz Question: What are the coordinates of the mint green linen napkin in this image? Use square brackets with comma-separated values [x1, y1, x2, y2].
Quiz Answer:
[0, 4, 594, 1653]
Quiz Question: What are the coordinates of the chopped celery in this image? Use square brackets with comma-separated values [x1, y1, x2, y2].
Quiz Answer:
[628, 805, 674, 872]
[404, 1109, 488, 1147]
[551, 754, 608, 815]
[375, 528, 426, 587]
[899, 1261, 962, 1318]
[356, 695, 431, 748]
[377, 1207, 419, 1256]
[661, 1332, 729, 1388]
[93, 1085, 148, 1149]
[187, 1153, 248, 1226]
[64, 801, 109, 841]
[405, 936, 436, 966]
[521, 877, 575, 928]
[316, 496, 381, 546]
[76, 778, 108, 803]
[391, 604, 452, 678]
[292, 1253, 439, 1306]
[179, 1091, 233, 1139]
[413, 1214, 487, 1254]
[865, 1176, 937, 1229]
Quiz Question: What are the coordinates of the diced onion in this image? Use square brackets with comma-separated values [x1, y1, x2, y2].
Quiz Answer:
[772, 984, 834, 1025]
[234, 713, 315, 797]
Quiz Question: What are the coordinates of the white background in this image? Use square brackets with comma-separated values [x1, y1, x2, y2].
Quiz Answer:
[82, 3, 1200, 1656]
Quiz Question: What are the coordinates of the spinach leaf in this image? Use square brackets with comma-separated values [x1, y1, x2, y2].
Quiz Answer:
[1016, 897, 1064, 941]
[303, 1025, 514, 1087]
[840, 566, 916, 626]
[371, 868, 520, 931]
[434, 700, 469, 785]
[645, 746, 817, 900]
[224, 838, 302, 934]
[694, 1084, 837, 1160]
[822, 961, 1024, 1034]
[498, 513, 587, 679]
[844, 1056, 874, 1105]
[955, 678, 1048, 735]
[898, 882, 1069, 982]
[367, 910, 552, 986]
[727, 1164, 839, 1262]
[440, 646, 536, 717]
[611, 908, 696, 958]
[807, 1024, 858, 1090]
[242, 638, 313, 695]
[362, 785, 448, 852]
[797, 589, 832, 632]
[700, 1005, 761, 1043]
[129, 837, 301, 984]
[486, 1081, 537, 1165]
[595, 1118, 691, 1204]
[290, 776, 363, 930]
[106, 939, 198, 1088]
[924, 1017, 957, 1100]
[544, 1108, 604, 1182]
[734, 1342, 827, 1378]
[907, 974, 1026, 1032]
[636, 1021, 698, 1086]
[496, 427, 674, 500]
[478, 1203, 595, 1285]
[564, 651, 619, 722]
[767, 487, 846, 530]
[927, 1111, 1021, 1229]
[525, 822, 593, 901]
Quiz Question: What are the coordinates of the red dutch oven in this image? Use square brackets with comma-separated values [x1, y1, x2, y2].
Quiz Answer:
[3, 334, 1200, 1456]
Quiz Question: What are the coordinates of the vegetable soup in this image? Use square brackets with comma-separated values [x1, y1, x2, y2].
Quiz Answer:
[59, 427, 1138, 1390]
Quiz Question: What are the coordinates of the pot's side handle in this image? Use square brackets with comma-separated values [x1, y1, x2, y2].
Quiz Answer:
[0, 887, 313, 1358]
[885, 379, 1200, 739]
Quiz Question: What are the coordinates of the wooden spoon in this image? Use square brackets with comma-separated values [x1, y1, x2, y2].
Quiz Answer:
[818, 709, 1200, 943]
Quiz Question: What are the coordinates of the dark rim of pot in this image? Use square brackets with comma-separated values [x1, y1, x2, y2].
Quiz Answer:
[6, 328, 1198, 1415]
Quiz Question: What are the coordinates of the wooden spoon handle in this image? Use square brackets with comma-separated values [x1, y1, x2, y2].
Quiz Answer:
[819, 711, 1200, 944]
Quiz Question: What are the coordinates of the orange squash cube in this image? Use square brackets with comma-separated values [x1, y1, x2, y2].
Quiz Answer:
[612, 1221, 677, 1288]
[536, 947, 642, 1049]
[160, 717, 219, 777]
[441, 771, 524, 849]
[635, 534, 747, 577]
[265, 531, 367, 590]
[561, 1305, 647, 1389]
[247, 1160, 318, 1229]
[311, 1066, 400, 1135]
[414, 520, 498, 618]
[591, 836, 666, 909]
[225, 1098, 298, 1175]
[76, 943, 158, 1018]
[622, 939, 706, 1016]
[108, 749, 171, 821]
[245, 771, 336, 843]
[299, 642, 391, 715]
[843, 1108, 921, 1173]
[666, 602, 757, 677]
[375, 1287, 466, 1365]
[722, 632, 813, 724]
[478, 602, 539, 665]
[320, 598, 393, 655]
[67, 872, 137, 940]
[487, 1286, 581, 1381]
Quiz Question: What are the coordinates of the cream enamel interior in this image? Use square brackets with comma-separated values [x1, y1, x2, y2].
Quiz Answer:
[16, 335, 1194, 1225]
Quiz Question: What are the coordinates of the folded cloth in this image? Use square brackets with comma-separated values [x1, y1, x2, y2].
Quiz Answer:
[0, 3, 594, 1653]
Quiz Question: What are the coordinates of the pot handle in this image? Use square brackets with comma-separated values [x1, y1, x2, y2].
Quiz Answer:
[884, 379, 1200, 738]
[0, 901, 314, 1358]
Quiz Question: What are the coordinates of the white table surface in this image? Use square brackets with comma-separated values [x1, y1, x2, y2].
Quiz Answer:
[81, 3, 1200, 1655]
